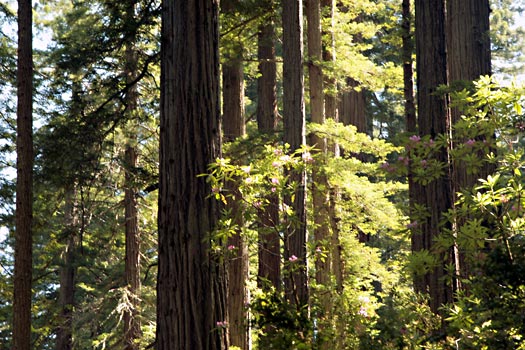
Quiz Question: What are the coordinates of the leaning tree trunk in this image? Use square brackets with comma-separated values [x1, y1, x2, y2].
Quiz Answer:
[157, 0, 227, 349]
[414, 0, 454, 315]
[256, 0, 281, 291]
[13, 0, 33, 348]
[282, 0, 308, 307]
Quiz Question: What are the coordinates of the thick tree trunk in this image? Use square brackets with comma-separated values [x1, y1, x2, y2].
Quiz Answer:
[446, 0, 492, 288]
[282, 0, 308, 307]
[221, 19, 249, 348]
[256, 1, 281, 291]
[414, 0, 454, 315]
[123, 3, 142, 348]
[157, 0, 227, 349]
[13, 0, 33, 348]
[56, 187, 77, 350]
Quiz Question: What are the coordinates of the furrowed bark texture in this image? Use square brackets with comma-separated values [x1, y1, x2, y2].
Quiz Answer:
[256, 1, 281, 291]
[158, 0, 227, 349]
[221, 5, 249, 345]
[414, 0, 454, 314]
[446, 0, 492, 288]
[282, 0, 308, 306]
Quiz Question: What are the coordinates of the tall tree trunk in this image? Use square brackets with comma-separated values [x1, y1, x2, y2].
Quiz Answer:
[123, 10, 141, 350]
[123, 3, 142, 349]
[56, 187, 77, 350]
[321, 0, 343, 294]
[414, 0, 454, 315]
[221, 8, 249, 345]
[282, 0, 308, 307]
[256, 1, 281, 291]
[306, 0, 331, 343]
[446, 0, 492, 288]
[13, 0, 33, 348]
[157, 0, 227, 349]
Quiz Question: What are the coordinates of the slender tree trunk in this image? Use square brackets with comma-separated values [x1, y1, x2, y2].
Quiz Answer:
[13, 0, 33, 348]
[306, 1, 331, 343]
[221, 10, 249, 346]
[123, 4, 142, 349]
[321, 0, 343, 295]
[124, 144, 141, 349]
[256, 1, 281, 291]
[157, 0, 227, 349]
[282, 0, 308, 307]
[414, 0, 454, 315]
[56, 187, 77, 350]
[403, 0, 416, 134]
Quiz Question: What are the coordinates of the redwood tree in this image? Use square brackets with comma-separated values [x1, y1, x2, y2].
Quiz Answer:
[256, 0, 281, 291]
[446, 0, 492, 288]
[221, 1, 249, 347]
[13, 0, 33, 348]
[157, 0, 227, 348]
[282, 0, 308, 306]
[123, 2, 142, 347]
[413, 0, 454, 314]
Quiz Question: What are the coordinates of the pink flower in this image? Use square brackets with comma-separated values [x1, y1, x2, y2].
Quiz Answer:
[271, 187, 276, 192]
[409, 135, 421, 142]
[216, 321, 228, 328]
[227, 245, 235, 251]
[302, 152, 314, 163]
[272, 161, 280, 168]
[279, 155, 292, 163]
[380, 161, 396, 173]
[212, 186, 220, 193]
[315, 247, 322, 254]
[271, 177, 279, 185]
[398, 156, 409, 166]
[253, 201, 262, 208]
[358, 306, 369, 318]
[406, 221, 418, 229]
[289, 255, 298, 262]
[500, 195, 509, 204]
[420, 159, 428, 168]
[465, 139, 476, 147]
[245, 177, 254, 184]
[274, 149, 283, 156]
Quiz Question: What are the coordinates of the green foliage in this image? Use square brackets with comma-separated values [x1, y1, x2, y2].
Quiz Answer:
[208, 120, 409, 349]
[251, 289, 312, 349]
